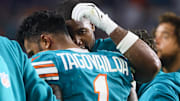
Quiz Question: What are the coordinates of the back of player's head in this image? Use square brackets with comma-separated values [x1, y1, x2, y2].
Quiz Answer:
[158, 12, 180, 45]
[17, 10, 69, 47]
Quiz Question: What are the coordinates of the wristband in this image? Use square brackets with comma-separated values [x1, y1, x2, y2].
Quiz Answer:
[116, 31, 139, 54]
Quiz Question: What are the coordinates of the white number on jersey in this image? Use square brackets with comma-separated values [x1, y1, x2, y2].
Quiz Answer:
[94, 74, 109, 101]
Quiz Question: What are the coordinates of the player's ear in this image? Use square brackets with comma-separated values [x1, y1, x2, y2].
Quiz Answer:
[40, 34, 52, 49]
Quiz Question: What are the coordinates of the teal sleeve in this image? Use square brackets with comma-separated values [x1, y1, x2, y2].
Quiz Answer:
[31, 53, 61, 86]
[14, 41, 58, 101]
[139, 83, 177, 101]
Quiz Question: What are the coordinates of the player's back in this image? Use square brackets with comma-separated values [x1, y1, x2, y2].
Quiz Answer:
[31, 48, 133, 101]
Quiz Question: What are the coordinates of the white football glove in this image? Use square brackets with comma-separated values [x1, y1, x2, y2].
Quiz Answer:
[71, 3, 118, 35]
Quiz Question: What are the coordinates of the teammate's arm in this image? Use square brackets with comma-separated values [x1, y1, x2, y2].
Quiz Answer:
[14, 41, 58, 101]
[110, 28, 160, 82]
[71, 3, 161, 82]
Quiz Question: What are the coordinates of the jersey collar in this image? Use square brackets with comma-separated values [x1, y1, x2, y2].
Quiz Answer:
[66, 48, 89, 53]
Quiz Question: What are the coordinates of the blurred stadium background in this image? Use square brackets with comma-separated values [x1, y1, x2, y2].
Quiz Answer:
[0, 0, 179, 39]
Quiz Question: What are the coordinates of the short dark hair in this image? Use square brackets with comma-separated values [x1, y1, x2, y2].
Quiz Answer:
[158, 12, 180, 45]
[57, 0, 98, 20]
[16, 10, 68, 47]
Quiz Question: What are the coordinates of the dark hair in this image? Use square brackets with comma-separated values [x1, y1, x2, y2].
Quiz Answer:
[16, 10, 68, 47]
[57, 0, 98, 20]
[157, 12, 180, 45]
[131, 29, 155, 51]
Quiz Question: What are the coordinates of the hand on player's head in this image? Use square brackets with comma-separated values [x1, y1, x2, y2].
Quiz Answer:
[72, 3, 104, 27]
[71, 3, 118, 35]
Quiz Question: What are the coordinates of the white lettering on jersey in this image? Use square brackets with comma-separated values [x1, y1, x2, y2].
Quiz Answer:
[81, 55, 93, 70]
[102, 56, 110, 72]
[66, 54, 79, 70]
[73, 54, 85, 68]
[56, 53, 129, 76]
[112, 56, 129, 76]
[95, 55, 106, 72]
[87, 55, 99, 70]
[58, 53, 68, 70]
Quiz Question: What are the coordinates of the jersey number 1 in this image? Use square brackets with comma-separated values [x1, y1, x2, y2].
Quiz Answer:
[93, 74, 109, 101]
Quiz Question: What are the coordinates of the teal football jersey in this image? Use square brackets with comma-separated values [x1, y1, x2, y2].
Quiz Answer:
[138, 71, 180, 101]
[31, 48, 133, 101]
[0, 36, 57, 101]
[92, 38, 118, 52]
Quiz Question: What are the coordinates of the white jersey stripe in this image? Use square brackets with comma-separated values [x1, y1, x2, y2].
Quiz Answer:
[42, 76, 59, 80]
[35, 67, 58, 75]
[32, 61, 53, 66]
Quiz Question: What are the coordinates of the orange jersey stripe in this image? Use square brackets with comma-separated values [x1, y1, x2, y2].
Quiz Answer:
[31, 56, 40, 62]
[39, 73, 59, 78]
[34, 64, 55, 69]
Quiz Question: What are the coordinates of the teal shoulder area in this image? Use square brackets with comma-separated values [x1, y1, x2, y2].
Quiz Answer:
[0, 36, 12, 45]
[92, 38, 118, 52]
[138, 71, 180, 97]
[31, 50, 59, 62]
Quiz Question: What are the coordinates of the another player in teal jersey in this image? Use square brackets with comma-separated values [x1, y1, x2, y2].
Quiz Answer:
[0, 36, 57, 101]
[138, 13, 180, 100]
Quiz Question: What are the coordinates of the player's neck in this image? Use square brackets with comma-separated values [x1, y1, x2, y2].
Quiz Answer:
[51, 35, 79, 50]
